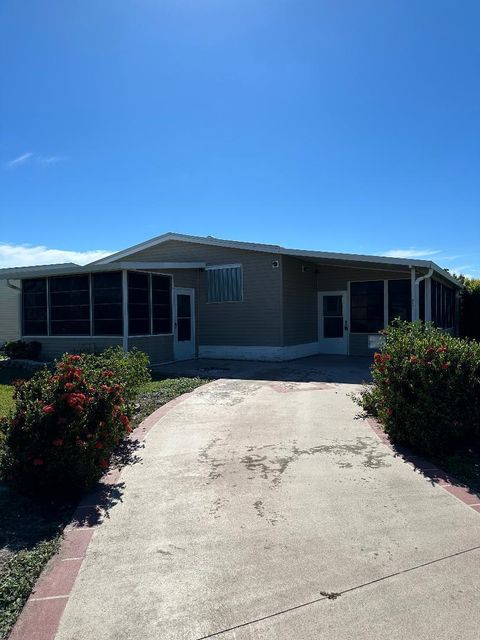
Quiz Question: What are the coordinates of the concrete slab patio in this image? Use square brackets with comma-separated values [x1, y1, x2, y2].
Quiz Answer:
[50, 357, 480, 640]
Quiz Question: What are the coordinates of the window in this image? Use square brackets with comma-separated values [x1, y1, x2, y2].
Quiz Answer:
[431, 280, 455, 329]
[350, 281, 384, 333]
[92, 272, 123, 336]
[206, 265, 242, 302]
[49, 275, 90, 335]
[127, 272, 173, 336]
[388, 280, 411, 324]
[176, 294, 191, 341]
[22, 278, 48, 336]
[152, 274, 172, 334]
[322, 295, 343, 338]
[128, 272, 150, 335]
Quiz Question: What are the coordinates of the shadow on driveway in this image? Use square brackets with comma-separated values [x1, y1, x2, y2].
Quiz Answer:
[153, 354, 373, 385]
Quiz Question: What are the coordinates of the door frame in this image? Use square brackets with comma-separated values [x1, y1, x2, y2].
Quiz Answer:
[317, 290, 349, 355]
[173, 287, 196, 361]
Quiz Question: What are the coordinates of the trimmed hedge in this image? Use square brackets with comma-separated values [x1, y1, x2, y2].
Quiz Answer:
[0, 347, 150, 494]
[1, 340, 41, 361]
[355, 321, 480, 455]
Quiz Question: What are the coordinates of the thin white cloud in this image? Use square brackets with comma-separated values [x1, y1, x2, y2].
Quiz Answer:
[5, 152, 65, 169]
[0, 243, 113, 268]
[6, 152, 34, 168]
[382, 248, 442, 259]
[37, 155, 65, 166]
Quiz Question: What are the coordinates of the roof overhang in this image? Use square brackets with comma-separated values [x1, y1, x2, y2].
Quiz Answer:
[0, 232, 460, 288]
[87, 232, 462, 288]
[0, 261, 207, 280]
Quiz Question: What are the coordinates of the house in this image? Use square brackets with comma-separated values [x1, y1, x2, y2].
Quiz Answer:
[0, 232, 461, 364]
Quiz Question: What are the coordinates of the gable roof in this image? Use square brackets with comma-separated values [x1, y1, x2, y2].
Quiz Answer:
[89, 232, 461, 287]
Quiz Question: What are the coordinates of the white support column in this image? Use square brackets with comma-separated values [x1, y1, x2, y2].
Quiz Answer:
[411, 267, 419, 321]
[122, 270, 129, 352]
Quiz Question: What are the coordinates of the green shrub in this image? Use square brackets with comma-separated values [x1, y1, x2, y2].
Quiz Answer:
[355, 321, 480, 455]
[1, 340, 42, 361]
[0, 348, 151, 494]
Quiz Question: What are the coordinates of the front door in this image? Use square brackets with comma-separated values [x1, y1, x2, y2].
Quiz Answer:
[318, 291, 348, 355]
[174, 288, 195, 361]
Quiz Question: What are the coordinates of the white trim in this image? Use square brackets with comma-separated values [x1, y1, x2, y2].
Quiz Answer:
[317, 291, 348, 355]
[174, 287, 196, 361]
[198, 342, 320, 362]
[205, 263, 242, 271]
[118, 261, 206, 270]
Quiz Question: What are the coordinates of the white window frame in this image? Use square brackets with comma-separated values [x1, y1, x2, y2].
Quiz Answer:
[20, 270, 174, 339]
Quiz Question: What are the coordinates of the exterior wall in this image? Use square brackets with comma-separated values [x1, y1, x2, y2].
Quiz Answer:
[317, 265, 410, 291]
[37, 337, 123, 362]
[127, 336, 174, 365]
[0, 280, 20, 344]
[282, 257, 317, 346]
[114, 241, 284, 347]
[317, 265, 411, 358]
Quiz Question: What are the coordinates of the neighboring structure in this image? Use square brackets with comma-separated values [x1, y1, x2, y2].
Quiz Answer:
[0, 279, 20, 344]
[0, 233, 461, 363]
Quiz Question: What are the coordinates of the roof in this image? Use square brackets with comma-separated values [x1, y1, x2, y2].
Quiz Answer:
[91, 232, 462, 287]
[0, 232, 461, 287]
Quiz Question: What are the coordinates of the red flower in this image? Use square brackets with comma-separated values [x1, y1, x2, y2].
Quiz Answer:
[33, 457, 44, 466]
[119, 414, 130, 428]
[95, 442, 103, 449]
[52, 438, 64, 447]
[386, 408, 393, 417]
[409, 355, 418, 364]
[441, 362, 450, 369]
[437, 346, 448, 353]
[65, 382, 75, 391]
[67, 354, 82, 362]
[102, 370, 114, 378]
[99, 458, 109, 469]
[42, 404, 55, 414]
[100, 385, 114, 394]
[374, 352, 382, 363]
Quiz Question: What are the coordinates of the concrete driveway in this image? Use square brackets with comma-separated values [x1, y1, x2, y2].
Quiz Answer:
[55, 356, 480, 640]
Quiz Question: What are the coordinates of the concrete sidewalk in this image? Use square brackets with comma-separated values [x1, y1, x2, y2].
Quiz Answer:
[54, 375, 480, 639]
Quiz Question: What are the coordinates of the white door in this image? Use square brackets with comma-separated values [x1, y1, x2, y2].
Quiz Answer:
[318, 291, 348, 355]
[174, 288, 195, 361]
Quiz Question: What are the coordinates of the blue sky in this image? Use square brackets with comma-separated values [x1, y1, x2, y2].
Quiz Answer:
[1, 1, 479, 276]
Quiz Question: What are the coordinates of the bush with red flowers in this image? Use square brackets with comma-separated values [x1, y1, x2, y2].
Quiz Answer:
[0, 347, 150, 494]
[355, 321, 480, 455]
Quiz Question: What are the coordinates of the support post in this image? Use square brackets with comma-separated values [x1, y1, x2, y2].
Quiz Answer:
[122, 270, 128, 352]
[411, 267, 419, 321]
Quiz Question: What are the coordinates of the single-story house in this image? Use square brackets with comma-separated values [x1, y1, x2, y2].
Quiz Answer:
[0, 232, 461, 364]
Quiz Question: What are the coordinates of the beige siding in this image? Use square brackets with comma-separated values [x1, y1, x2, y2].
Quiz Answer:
[317, 265, 410, 291]
[128, 336, 173, 365]
[0, 280, 20, 344]
[349, 334, 374, 357]
[38, 337, 123, 361]
[114, 241, 284, 347]
[282, 257, 317, 346]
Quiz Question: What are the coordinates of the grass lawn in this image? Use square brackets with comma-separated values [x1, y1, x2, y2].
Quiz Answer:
[0, 369, 208, 640]
[0, 366, 33, 419]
